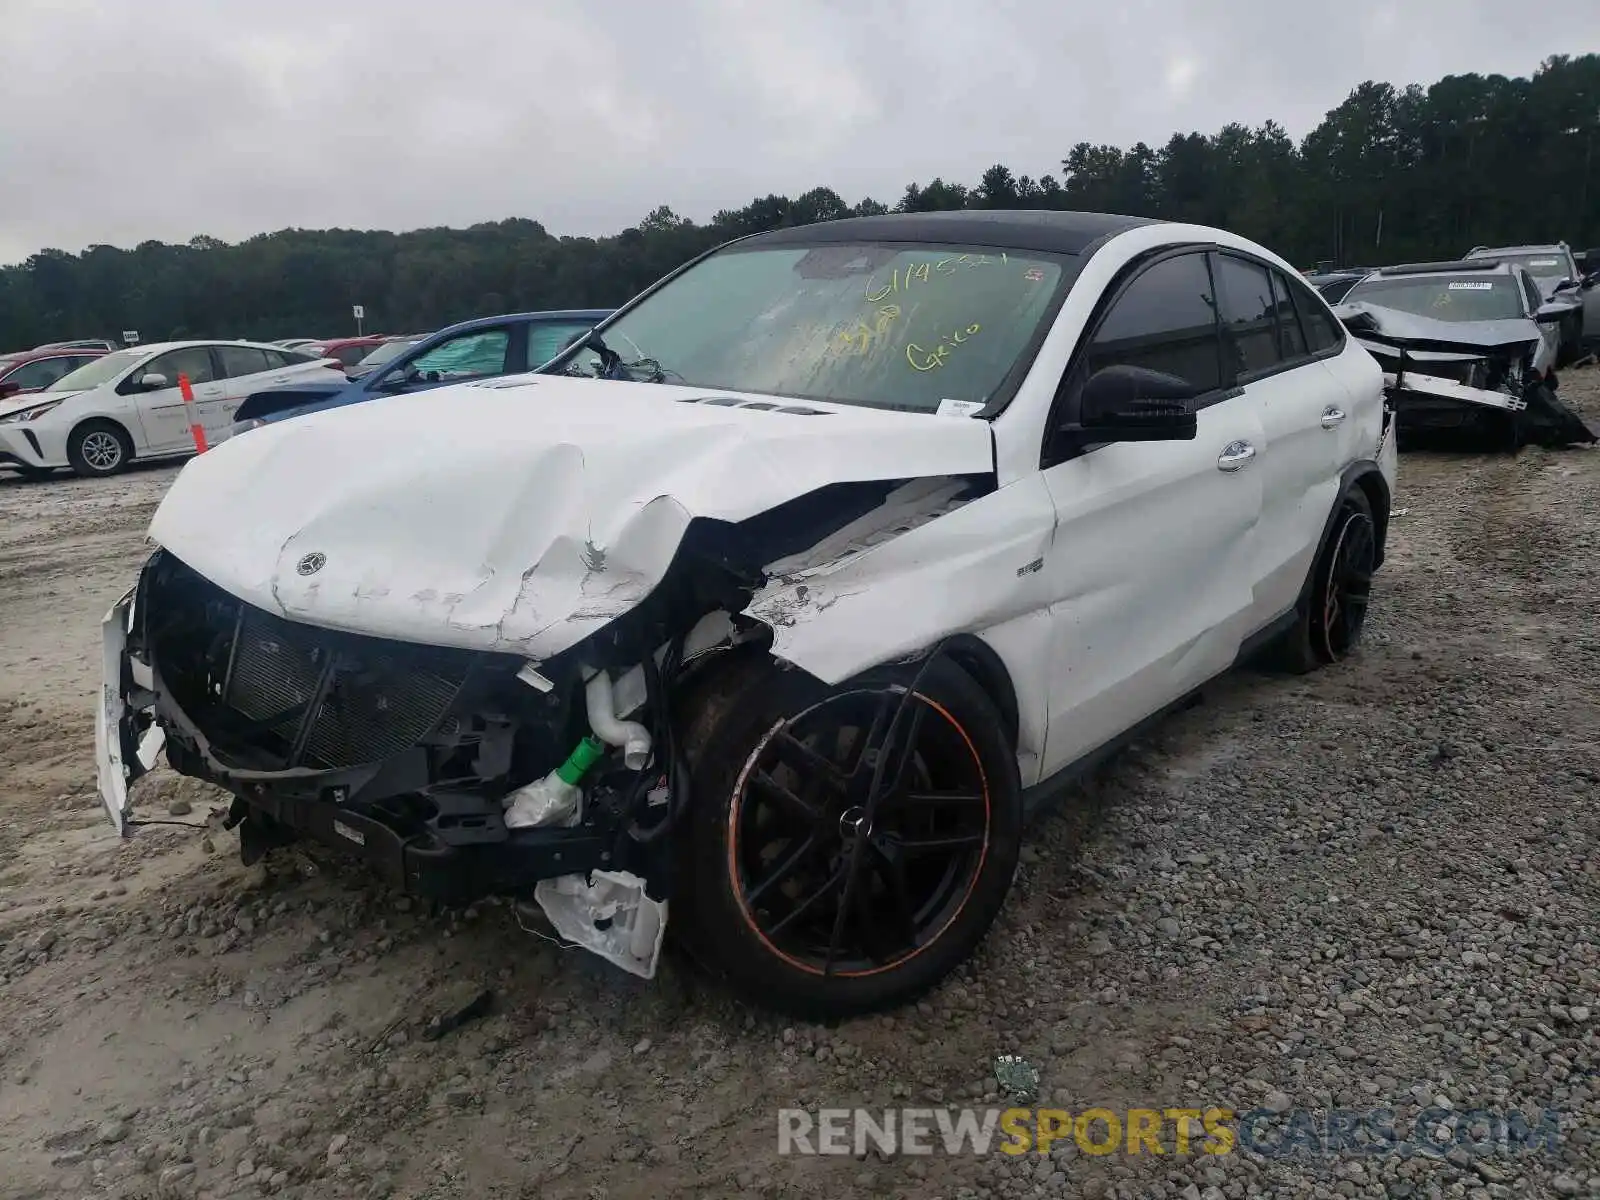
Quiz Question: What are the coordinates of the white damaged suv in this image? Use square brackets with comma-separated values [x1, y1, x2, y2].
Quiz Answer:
[97, 212, 1396, 1018]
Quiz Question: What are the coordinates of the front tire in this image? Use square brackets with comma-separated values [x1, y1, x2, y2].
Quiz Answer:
[677, 654, 1022, 1019]
[1263, 487, 1378, 675]
[67, 420, 133, 478]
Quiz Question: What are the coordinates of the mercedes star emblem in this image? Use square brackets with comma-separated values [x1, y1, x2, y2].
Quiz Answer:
[296, 552, 327, 576]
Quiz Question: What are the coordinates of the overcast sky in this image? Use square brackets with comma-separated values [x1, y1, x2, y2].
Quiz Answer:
[0, 0, 1588, 265]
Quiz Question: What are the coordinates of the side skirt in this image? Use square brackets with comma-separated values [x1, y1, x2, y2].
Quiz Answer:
[1019, 606, 1297, 826]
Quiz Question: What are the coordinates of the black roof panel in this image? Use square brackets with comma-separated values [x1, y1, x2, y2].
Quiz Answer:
[741, 210, 1163, 256]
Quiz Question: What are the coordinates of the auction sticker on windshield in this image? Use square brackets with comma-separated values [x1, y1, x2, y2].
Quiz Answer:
[1448, 282, 1493, 290]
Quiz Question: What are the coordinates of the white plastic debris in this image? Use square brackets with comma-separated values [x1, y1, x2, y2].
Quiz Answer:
[533, 870, 667, 979]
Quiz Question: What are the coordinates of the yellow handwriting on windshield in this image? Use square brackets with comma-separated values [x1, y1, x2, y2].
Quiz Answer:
[906, 324, 982, 372]
[831, 304, 902, 356]
[865, 253, 1008, 302]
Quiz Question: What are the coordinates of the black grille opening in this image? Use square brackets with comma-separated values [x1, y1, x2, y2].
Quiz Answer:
[142, 552, 477, 771]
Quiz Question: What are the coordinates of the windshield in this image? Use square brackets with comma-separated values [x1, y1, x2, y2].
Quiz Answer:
[1476, 252, 1569, 286]
[46, 347, 147, 391]
[356, 339, 417, 369]
[1343, 275, 1526, 323]
[551, 242, 1074, 412]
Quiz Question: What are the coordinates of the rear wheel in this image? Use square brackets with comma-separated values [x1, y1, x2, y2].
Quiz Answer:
[678, 655, 1022, 1019]
[67, 420, 133, 478]
[1263, 487, 1378, 675]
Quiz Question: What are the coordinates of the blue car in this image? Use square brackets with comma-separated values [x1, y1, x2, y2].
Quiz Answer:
[225, 309, 612, 438]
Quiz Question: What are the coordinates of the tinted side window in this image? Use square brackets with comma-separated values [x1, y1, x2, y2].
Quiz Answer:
[1214, 254, 1282, 377]
[217, 346, 273, 379]
[1084, 253, 1222, 393]
[1268, 270, 1309, 361]
[145, 347, 217, 385]
[335, 345, 370, 368]
[1284, 275, 1343, 353]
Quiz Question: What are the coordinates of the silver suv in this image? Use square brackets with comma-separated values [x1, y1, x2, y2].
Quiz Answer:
[1465, 242, 1596, 362]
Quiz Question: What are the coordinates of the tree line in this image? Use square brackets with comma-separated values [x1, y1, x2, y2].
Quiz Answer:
[4, 54, 1598, 349]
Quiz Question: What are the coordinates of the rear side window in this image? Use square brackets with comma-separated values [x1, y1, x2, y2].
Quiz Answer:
[266, 349, 315, 367]
[335, 345, 370, 367]
[1283, 274, 1344, 353]
[1083, 252, 1223, 393]
[1213, 254, 1282, 377]
[1268, 270, 1309, 360]
[217, 346, 273, 379]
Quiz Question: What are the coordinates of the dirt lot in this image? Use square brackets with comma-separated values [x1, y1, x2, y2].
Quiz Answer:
[0, 376, 1596, 1200]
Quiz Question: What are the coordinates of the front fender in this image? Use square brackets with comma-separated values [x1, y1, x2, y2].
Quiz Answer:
[743, 474, 1058, 782]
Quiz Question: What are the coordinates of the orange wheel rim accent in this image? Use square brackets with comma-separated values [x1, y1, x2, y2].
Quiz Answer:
[725, 689, 991, 979]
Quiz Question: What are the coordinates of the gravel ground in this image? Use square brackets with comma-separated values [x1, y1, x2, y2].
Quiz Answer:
[0, 374, 1596, 1200]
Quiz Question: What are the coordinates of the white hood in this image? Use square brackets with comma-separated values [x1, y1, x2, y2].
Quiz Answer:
[148, 374, 995, 658]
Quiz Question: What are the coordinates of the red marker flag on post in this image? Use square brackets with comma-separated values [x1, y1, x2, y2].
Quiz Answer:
[177, 373, 209, 453]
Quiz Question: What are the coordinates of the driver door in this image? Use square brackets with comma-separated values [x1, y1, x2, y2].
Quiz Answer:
[374, 324, 522, 395]
[120, 346, 223, 454]
[1035, 249, 1265, 776]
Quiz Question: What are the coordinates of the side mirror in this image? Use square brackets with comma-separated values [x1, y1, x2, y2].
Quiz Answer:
[1535, 303, 1569, 324]
[138, 372, 169, 391]
[1071, 364, 1201, 442]
[0, 381, 21, 400]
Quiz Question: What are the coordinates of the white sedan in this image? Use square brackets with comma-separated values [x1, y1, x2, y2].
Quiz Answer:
[0, 340, 347, 478]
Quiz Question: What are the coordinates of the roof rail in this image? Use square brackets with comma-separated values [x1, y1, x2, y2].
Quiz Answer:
[1376, 259, 1505, 276]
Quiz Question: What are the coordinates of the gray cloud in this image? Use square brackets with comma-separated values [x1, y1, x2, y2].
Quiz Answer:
[0, 0, 1587, 264]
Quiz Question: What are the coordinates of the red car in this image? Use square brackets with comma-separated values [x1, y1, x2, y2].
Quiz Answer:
[300, 336, 391, 373]
[0, 346, 109, 399]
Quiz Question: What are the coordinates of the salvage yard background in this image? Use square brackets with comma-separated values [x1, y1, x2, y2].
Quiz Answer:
[0, 372, 1592, 1200]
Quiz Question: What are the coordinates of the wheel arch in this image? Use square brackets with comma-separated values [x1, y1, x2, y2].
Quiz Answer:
[68, 414, 137, 457]
[935, 634, 1021, 755]
[1342, 461, 1391, 570]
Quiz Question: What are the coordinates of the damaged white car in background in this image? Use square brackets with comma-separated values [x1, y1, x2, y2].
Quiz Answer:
[1335, 258, 1597, 450]
[97, 211, 1396, 1018]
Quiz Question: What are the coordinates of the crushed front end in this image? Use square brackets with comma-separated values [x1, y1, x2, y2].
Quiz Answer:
[96, 548, 744, 978]
[1335, 302, 1596, 450]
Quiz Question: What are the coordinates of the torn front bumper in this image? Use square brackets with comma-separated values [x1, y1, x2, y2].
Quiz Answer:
[1380, 369, 1596, 448]
[94, 568, 620, 903]
[95, 589, 164, 836]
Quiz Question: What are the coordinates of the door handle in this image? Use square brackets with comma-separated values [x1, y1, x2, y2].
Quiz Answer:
[1217, 441, 1256, 472]
[1321, 406, 1347, 429]
[271, 376, 289, 383]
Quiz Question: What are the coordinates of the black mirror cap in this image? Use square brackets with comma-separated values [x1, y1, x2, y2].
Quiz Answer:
[1075, 364, 1201, 441]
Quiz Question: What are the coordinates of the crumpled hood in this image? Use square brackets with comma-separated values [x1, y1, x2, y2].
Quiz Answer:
[0, 388, 87, 417]
[1332, 302, 1540, 357]
[148, 374, 995, 658]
